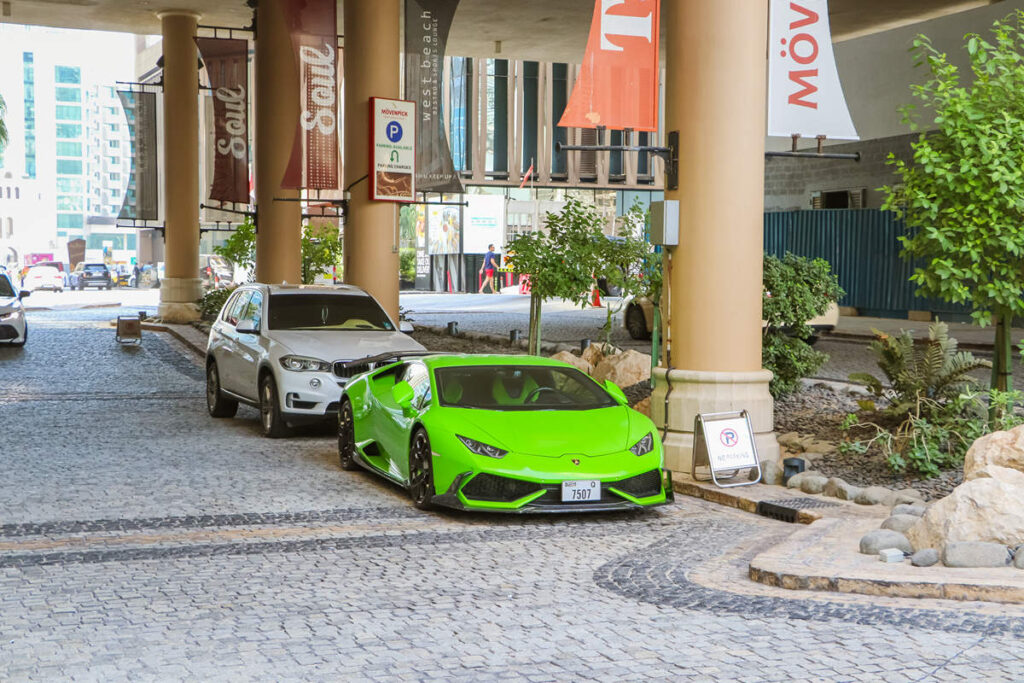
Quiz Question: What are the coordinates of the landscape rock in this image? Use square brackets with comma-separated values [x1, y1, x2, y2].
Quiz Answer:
[963, 423, 1024, 480]
[941, 542, 1011, 568]
[799, 475, 829, 495]
[632, 397, 651, 417]
[892, 504, 927, 518]
[550, 350, 592, 375]
[855, 486, 896, 506]
[777, 432, 804, 451]
[581, 343, 614, 367]
[751, 460, 784, 485]
[965, 465, 1024, 486]
[906, 474, 1024, 550]
[859, 529, 913, 556]
[786, 472, 807, 489]
[1015, 547, 1024, 570]
[822, 477, 860, 501]
[892, 493, 925, 506]
[910, 549, 939, 567]
[592, 350, 651, 388]
[881, 514, 920, 534]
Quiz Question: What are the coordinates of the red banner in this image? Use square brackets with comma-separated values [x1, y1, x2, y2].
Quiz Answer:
[558, 0, 660, 131]
[196, 38, 250, 205]
[282, 0, 340, 190]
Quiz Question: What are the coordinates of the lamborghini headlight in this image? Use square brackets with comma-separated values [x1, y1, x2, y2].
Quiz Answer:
[457, 435, 508, 459]
[629, 432, 655, 456]
[279, 355, 332, 372]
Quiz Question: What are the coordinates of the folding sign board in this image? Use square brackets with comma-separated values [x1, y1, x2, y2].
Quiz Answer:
[691, 410, 761, 488]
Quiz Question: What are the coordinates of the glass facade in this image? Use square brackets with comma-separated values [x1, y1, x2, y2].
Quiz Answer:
[55, 105, 82, 121]
[23, 52, 36, 178]
[55, 65, 81, 84]
[449, 58, 472, 172]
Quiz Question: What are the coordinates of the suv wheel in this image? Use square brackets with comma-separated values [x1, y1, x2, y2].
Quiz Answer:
[259, 374, 290, 438]
[626, 304, 650, 340]
[206, 360, 238, 418]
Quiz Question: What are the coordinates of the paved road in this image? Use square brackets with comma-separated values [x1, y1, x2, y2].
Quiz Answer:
[1, 310, 1023, 680]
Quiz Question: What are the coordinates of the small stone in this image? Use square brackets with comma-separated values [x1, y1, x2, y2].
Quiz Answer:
[911, 548, 940, 567]
[751, 460, 783, 485]
[786, 472, 806, 489]
[878, 548, 904, 563]
[881, 514, 919, 534]
[777, 432, 803, 451]
[822, 477, 860, 501]
[942, 542, 1011, 568]
[860, 529, 913, 555]
[892, 504, 927, 517]
[799, 475, 828, 494]
[1015, 547, 1024, 570]
[855, 486, 896, 506]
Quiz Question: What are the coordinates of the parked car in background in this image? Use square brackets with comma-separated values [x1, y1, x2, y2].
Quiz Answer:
[112, 264, 137, 288]
[69, 262, 113, 290]
[204, 284, 424, 438]
[200, 254, 234, 291]
[0, 272, 29, 346]
[22, 265, 64, 292]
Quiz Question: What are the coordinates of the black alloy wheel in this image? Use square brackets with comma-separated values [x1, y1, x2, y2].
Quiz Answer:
[206, 360, 238, 418]
[408, 427, 435, 510]
[337, 400, 359, 470]
[259, 374, 290, 438]
[626, 304, 650, 340]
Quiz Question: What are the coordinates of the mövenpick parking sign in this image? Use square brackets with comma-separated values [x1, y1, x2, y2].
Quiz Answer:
[370, 97, 416, 202]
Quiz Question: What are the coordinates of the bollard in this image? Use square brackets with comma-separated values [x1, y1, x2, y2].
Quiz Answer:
[446, 321, 459, 336]
[580, 338, 591, 353]
[782, 457, 805, 484]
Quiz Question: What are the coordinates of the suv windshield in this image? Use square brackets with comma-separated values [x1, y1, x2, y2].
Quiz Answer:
[0, 275, 15, 298]
[267, 293, 394, 331]
[435, 365, 617, 411]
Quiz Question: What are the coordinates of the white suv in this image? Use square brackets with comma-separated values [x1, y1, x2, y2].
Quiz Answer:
[205, 283, 426, 437]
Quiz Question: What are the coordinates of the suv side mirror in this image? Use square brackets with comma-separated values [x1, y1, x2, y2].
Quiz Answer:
[391, 380, 415, 411]
[603, 380, 629, 406]
[18, 290, 30, 299]
[236, 318, 260, 335]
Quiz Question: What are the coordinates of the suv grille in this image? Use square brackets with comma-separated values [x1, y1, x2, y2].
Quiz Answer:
[334, 361, 371, 378]
[460, 473, 542, 502]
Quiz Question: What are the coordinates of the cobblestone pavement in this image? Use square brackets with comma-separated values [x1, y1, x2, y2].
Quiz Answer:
[2, 311, 1024, 681]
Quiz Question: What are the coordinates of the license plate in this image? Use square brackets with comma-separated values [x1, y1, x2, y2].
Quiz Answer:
[561, 479, 601, 502]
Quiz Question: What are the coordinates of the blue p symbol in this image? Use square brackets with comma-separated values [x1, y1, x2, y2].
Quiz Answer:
[386, 121, 403, 143]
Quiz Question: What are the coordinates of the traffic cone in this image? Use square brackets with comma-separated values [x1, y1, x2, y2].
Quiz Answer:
[591, 285, 602, 308]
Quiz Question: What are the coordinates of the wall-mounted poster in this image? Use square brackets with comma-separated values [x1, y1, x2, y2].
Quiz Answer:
[464, 194, 505, 253]
[370, 97, 417, 202]
[427, 203, 460, 254]
[414, 204, 427, 249]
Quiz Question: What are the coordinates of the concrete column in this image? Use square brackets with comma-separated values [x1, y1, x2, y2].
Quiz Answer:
[651, 0, 779, 474]
[157, 11, 202, 322]
[343, 0, 401, 321]
[254, 0, 302, 285]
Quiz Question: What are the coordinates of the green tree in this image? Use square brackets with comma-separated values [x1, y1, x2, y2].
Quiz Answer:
[593, 203, 653, 346]
[506, 199, 606, 355]
[882, 12, 1024, 391]
[213, 218, 344, 285]
[213, 218, 256, 280]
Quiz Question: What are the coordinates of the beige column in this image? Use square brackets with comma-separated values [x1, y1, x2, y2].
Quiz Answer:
[651, 0, 779, 474]
[343, 0, 401, 321]
[157, 11, 202, 322]
[254, 0, 302, 284]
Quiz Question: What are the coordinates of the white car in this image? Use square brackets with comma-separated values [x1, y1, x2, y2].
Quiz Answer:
[23, 265, 64, 292]
[0, 273, 29, 346]
[205, 283, 427, 437]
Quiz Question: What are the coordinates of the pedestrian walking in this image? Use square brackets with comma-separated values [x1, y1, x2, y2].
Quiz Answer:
[479, 244, 500, 294]
[132, 264, 140, 288]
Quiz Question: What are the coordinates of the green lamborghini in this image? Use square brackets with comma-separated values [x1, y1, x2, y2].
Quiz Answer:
[336, 353, 673, 512]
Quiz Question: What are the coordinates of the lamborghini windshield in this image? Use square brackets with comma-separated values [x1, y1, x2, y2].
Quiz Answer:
[434, 365, 617, 411]
[267, 294, 395, 331]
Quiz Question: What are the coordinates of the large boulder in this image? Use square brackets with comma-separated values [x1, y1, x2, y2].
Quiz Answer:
[906, 467, 1024, 550]
[592, 350, 651, 388]
[964, 424, 1024, 480]
[550, 350, 592, 375]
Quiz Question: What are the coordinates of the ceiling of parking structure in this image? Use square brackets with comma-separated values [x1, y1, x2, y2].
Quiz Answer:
[0, 0, 1003, 53]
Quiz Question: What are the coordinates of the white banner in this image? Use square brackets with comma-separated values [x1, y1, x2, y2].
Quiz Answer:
[767, 0, 858, 140]
[463, 195, 505, 254]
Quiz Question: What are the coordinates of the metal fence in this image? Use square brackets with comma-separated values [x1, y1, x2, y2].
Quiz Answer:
[763, 209, 972, 320]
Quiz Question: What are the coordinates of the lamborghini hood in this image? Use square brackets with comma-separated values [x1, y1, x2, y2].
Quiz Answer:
[452, 406, 638, 457]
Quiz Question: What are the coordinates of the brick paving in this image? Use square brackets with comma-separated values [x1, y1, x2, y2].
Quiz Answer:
[1, 311, 1023, 680]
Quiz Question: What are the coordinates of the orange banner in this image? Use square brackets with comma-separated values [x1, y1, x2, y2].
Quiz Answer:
[558, 0, 660, 132]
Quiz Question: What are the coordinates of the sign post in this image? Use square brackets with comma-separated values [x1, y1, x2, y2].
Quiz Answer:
[691, 410, 762, 487]
[370, 97, 416, 202]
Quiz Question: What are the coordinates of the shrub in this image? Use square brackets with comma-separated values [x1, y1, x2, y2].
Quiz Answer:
[200, 286, 236, 322]
[762, 253, 843, 397]
[399, 248, 416, 282]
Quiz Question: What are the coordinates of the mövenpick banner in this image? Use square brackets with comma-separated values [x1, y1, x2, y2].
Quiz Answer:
[196, 37, 250, 205]
[282, 0, 340, 190]
[558, 0, 660, 131]
[768, 0, 859, 140]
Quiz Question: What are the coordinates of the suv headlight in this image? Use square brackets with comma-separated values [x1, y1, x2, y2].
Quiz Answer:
[629, 432, 655, 456]
[457, 435, 508, 459]
[279, 355, 332, 372]
[0, 309, 22, 321]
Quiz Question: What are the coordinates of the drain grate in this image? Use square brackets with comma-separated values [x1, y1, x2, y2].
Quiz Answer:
[756, 497, 839, 523]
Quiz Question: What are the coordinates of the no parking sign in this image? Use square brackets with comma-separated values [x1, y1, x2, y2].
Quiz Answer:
[691, 411, 762, 487]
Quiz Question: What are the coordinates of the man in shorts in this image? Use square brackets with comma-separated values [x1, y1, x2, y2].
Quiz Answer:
[479, 244, 499, 294]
